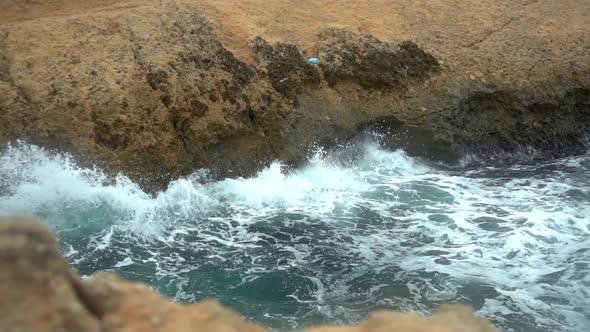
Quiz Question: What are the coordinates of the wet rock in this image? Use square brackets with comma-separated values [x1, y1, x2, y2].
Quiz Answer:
[0, 1, 588, 192]
[317, 28, 439, 88]
[356, 115, 459, 162]
[0, 2, 291, 192]
[433, 88, 590, 160]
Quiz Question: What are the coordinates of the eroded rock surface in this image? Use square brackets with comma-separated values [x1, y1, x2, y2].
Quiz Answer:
[0, 0, 589, 191]
[0, 217, 499, 332]
[0, 2, 294, 190]
[441, 88, 590, 158]
[317, 28, 440, 88]
[250, 37, 321, 99]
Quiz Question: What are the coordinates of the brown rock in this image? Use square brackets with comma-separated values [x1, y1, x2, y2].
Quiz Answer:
[0, 217, 500, 332]
[0, 0, 588, 191]
[0, 217, 268, 332]
[0, 2, 292, 191]
[306, 305, 498, 332]
[0, 218, 100, 332]
[81, 273, 267, 332]
[317, 28, 439, 88]
[250, 36, 321, 99]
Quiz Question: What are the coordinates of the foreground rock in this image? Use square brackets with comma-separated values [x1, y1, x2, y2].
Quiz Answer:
[82, 274, 267, 332]
[0, 218, 100, 332]
[0, 0, 589, 191]
[0, 217, 499, 331]
[305, 305, 498, 332]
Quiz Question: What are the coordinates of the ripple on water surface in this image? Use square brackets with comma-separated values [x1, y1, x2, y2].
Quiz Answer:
[1, 142, 589, 331]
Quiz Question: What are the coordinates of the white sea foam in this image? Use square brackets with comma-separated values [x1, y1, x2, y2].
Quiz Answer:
[1, 142, 588, 331]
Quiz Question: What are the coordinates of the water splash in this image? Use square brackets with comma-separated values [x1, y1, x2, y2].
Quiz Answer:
[0, 142, 589, 331]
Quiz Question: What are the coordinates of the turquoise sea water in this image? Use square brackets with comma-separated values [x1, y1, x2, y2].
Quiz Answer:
[1, 142, 589, 331]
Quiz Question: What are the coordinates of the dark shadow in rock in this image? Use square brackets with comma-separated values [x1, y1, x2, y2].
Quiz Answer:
[250, 37, 320, 99]
[317, 28, 439, 89]
[356, 115, 459, 163]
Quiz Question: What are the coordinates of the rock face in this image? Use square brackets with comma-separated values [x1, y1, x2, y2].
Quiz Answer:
[0, 218, 100, 332]
[0, 217, 499, 332]
[438, 89, 590, 159]
[0, 0, 589, 191]
[0, 2, 296, 190]
[305, 305, 498, 332]
[317, 28, 440, 89]
[250, 37, 321, 99]
[81, 273, 267, 332]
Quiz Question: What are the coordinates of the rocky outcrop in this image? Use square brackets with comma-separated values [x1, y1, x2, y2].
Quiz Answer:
[448, 88, 590, 158]
[81, 274, 267, 332]
[0, 2, 295, 190]
[305, 305, 498, 332]
[0, 218, 101, 332]
[0, 217, 499, 332]
[317, 28, 440, 89]
[250, 37, 321, 99]
[0, 0, 589, 191]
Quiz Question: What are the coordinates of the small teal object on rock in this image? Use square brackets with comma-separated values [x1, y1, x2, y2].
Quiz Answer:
[308, 57, 319, 65]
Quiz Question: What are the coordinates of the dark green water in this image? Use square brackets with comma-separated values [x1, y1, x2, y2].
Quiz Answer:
[1, 143, 589, 331]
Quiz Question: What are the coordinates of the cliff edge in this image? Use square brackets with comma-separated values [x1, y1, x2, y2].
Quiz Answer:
[0, 217, 498, 332]
[0, 0, 588, 190]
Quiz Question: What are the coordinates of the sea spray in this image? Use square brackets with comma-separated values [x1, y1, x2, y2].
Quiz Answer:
[0, 142, 588, 331]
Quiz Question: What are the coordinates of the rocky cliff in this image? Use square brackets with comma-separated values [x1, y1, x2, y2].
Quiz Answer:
[0, 0, 589, 191]
[0, 217, 499, 332]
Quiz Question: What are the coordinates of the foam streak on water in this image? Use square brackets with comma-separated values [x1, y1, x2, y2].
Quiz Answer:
[0, 142, 589, 331]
